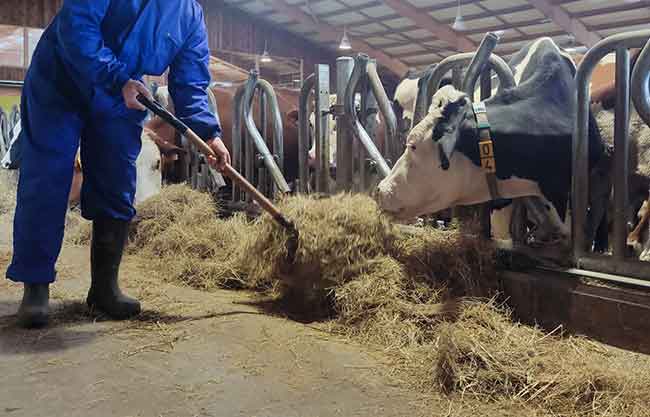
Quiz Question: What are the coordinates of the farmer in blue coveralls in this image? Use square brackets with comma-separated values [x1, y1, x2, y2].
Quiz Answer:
[6, 0, 231, 328]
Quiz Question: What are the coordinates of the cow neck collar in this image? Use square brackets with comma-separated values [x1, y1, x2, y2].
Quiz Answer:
[471, 102, 501, 200]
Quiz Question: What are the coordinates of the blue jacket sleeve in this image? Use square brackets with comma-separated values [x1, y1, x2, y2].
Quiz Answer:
[168, 8, 222, 141]
[56, 0, 131, 93]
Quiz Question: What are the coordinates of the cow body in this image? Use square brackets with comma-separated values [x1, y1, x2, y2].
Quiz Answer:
[151, 85, 302, 188]
[378, 38, 608, 250]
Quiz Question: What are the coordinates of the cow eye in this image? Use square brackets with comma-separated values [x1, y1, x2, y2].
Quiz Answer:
[407, 143, 416, 151]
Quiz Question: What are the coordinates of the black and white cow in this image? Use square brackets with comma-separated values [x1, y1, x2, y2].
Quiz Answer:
[377, 38, 609, 250]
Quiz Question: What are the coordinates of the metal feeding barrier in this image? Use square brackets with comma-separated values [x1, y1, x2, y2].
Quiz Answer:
[298, 55, 398, 194]
[232, 71, 289, 202]
[573, 30, 650, 280]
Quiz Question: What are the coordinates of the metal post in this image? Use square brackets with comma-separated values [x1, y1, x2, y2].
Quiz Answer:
[361, 72, 379, 192]
[232, 86, 246, 201]
[613, 48, 630, 259]
[314, 64, 330, 193]
[479, 68, 493, 239]
[452, 67, 463, 90]
[336, 57, 354, 192]
[258, 89, 268, 197]
[23, 27, 29, 69]
[573, 30, 650, 260]
[367, 60, 397, 166]
[298, 74, 315, 193]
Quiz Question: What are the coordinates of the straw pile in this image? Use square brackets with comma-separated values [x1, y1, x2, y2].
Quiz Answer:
[112, 186, 650, 416]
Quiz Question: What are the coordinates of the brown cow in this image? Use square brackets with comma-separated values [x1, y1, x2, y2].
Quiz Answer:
[577, 49, 650, 258]
[152, 85, 302, 187]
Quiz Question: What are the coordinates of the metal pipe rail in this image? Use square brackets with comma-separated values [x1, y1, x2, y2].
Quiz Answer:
[297, 74, 315, 193]
[573, 30, 650, 280]
[631, 40, 650, 128]
[367, 61, 398, 165]
[344, 54, 391, 179]
[462, 32, 500, 96]
[412, 52, 515, 128]
[239, 72, 290, 197]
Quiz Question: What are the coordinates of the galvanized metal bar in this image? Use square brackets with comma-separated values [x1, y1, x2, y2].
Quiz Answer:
[231, 85, 246, 201]
[631, 38, 650, 127]
[298, 73, 316, 194]
[573, 30, 650, 259]
[462, 32, 499, 96]
[336, 56, 354, 192]
[314, 64, 331, 194]
[258, 88, 268, 197]
[366, 60, 397, 165]
[480, 67, 492, 100]
[577, 256, 650, 282]
[613, 48, 631, 260]
[361, 70, 379, 191]
[344, 54, 391, 179]
[242, 74, 291, 195]
[452, 67, 463, 90]
[413, 53, 514, 128]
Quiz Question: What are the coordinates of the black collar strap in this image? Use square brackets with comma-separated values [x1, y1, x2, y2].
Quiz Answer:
[472, 102, 500, 200]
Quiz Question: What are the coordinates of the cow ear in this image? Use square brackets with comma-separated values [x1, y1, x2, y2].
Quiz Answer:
[434, 95, 467, 170]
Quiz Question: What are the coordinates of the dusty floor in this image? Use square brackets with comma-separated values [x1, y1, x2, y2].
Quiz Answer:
[0, 213, 446, 417]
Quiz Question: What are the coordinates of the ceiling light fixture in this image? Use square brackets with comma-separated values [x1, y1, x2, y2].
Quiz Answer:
[260, 41, 272, 63]
[339, 26, 352, 50]
[452, 0, 466, 31]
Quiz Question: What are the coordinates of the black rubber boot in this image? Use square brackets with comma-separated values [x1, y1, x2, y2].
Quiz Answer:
[17, 283, 49, 329]
[87, 218, 141, 319]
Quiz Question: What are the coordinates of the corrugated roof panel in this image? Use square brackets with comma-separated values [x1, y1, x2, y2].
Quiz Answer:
[462, 16, 503, 30]
[267, 14, 294, 25]
[501, 9, 545, 24]
[581, 9, 650, 26]
[384, 44, 427, 55]
[240, 0, 274, 14]
[350, 22, 387, 34]
[401, 28, 434, 40]
[481, 0, 530, 9]
[405, 0, 436, 7]
[599, 22, 650, 37]
[383, 17, 415, 29]
[365, 36, 409, 46]
[300, 1, 347, 15]
[339, 0, 379, 6]
[562, 0, 625, 14]
[322, 11, 369, 25]
[518, 22, 562, 35]
[363, 5, 396, 19]
[429, 4, 483, 21]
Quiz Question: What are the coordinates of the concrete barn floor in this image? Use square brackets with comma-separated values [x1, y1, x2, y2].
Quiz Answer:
[0, 215, 435, 417]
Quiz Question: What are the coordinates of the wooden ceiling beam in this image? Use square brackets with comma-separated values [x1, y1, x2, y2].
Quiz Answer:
[527, 0, 601, 47]
[382, 0, 475, 52]
[261, 0, 409, 76]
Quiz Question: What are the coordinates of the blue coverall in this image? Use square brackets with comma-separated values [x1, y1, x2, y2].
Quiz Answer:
[7, 0, 221, 285]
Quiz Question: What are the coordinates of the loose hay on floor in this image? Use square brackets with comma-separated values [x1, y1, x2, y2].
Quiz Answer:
[121, 186, 650, 416]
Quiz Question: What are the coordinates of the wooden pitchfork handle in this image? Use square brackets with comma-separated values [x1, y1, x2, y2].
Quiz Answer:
[137, 94, 296, 231]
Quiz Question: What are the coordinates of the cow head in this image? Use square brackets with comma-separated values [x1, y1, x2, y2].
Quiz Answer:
[376, 85, 542, 220]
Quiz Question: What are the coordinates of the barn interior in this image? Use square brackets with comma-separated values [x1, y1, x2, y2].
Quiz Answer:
[1, 1, 650, 416]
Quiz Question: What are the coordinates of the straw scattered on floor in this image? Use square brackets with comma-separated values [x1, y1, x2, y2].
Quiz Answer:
[74, 185, 650, 416]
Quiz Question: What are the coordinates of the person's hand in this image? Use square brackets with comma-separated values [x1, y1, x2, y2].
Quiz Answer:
[122, 79, 152, 111]
[206, 137, 231, 172]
